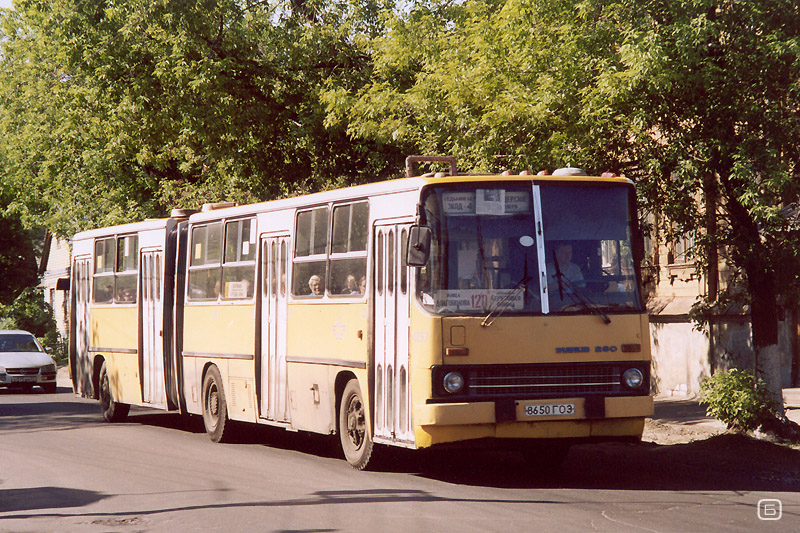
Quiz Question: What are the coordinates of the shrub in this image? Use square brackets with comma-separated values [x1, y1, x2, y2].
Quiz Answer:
[700, 368, 774, 431]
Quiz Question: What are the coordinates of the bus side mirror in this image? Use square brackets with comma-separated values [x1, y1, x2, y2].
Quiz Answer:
[406, 226, 431, 267]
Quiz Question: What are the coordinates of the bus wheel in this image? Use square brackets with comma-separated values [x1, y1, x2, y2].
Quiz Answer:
[339, 379, 373, 470]
[202, 366, 230, 443]
[99, 361, 129, 422]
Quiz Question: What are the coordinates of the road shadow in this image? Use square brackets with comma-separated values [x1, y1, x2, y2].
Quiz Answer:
[111, 409, 800, 492]
[388, 434, 800, 492]
[0, 487, 107, 513]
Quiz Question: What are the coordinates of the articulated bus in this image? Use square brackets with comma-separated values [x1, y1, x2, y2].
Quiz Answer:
[68, 156, 652, 469]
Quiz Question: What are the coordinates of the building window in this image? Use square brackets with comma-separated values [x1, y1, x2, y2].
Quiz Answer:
[670, 231, 695, 265]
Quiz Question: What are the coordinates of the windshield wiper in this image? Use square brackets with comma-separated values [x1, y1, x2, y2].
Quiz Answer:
[553, 273, 612, 324]
[480, 274, 532, 327]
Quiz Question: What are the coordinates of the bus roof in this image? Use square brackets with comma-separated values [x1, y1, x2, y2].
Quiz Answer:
[72, 217, 174, 242]
[70, 172, 633, 236]
[186, 173, 632, 223]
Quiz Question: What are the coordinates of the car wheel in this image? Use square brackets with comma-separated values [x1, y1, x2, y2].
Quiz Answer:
[42, 382, 57, 394]
[99, 361, 130, 422]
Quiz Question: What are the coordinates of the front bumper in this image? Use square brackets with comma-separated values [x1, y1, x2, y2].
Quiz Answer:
[0, 372, 57, 387]
[413, 395, 653, 447]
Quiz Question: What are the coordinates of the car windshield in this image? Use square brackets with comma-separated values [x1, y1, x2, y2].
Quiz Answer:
[0, 334, 42, 352]
[416, 181, 643, 316]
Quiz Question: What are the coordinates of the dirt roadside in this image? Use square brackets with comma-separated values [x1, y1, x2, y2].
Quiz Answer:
[645, 396, 800, 445]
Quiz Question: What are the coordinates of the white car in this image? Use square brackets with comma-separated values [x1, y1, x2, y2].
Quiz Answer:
[0, 330, 58, 393]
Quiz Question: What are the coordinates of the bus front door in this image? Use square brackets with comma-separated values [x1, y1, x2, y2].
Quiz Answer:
[260, 236, 290, 422]
[374, 223, 413, 444]
[141, 250, 166, 407]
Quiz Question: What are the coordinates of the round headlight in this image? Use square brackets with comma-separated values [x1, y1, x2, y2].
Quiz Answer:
[443, 372, 465, 394]
[623, 368, 644, 389]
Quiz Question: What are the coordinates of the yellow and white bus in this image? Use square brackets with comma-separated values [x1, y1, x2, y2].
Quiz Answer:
[69, 156, 652, 469]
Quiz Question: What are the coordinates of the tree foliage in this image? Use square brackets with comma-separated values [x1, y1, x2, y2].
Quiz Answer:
[0, 209, 39, 305]
[323, 0, 636, 174]
[0, 0, 403, 238]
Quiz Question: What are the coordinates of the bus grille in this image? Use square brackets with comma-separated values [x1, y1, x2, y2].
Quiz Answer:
[431, 362, 649, 400]
[467, 365, 621, 396]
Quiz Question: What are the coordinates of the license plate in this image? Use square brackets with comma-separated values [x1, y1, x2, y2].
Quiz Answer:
[11, 376, 37, 383]
[523, 402, 575, 418]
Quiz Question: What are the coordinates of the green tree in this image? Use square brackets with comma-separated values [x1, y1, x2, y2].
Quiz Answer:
[0, 0, 402, 238]
[0, 212, 39, 306]
[599, 0, 800, 403]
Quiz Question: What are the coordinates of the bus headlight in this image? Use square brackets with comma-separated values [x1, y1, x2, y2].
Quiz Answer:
[443, 372, 465, 394]
[622, 368, 644, 389]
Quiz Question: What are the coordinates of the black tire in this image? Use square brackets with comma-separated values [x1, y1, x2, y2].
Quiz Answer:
[202, 366, 230, 443]
[99, 361, 130, 422]
[42, 382, 57, 394]
[339, 379, 373, 470]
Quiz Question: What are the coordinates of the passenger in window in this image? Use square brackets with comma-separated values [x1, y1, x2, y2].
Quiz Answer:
[359, 276, 367, 295]
[342, 275, 359, 295]
[116, 287, 134, 302]
[308, 275, 323, 296]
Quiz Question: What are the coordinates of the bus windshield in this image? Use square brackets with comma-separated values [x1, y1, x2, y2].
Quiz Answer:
[417, 182, 643, 316]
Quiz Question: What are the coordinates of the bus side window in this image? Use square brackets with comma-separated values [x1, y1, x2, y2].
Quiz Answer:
[222, 218, 256, 299]
[188, 223, 223, 300]
[93, 237, 115, 303]
[115, 235, 138, 303]
[293, 207, 329, 297]
[330, 202, 368, 296]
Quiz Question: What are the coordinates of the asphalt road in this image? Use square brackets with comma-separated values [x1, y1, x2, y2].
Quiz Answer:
[1, 382, 799, 533]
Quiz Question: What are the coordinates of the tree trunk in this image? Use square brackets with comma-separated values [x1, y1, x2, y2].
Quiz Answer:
[748, 266, 785, 416]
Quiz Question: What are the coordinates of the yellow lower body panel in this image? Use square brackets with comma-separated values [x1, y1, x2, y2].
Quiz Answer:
[413, 395, 652, 448]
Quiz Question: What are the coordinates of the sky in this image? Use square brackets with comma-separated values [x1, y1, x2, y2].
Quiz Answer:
[0, 0, 12, 10]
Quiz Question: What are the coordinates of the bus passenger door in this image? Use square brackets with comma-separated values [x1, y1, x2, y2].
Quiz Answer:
[73, 257, 92, 396]
[374, 223, 413, 444]
[260, 236, 290, 422]
[141, 250, 166, 407]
